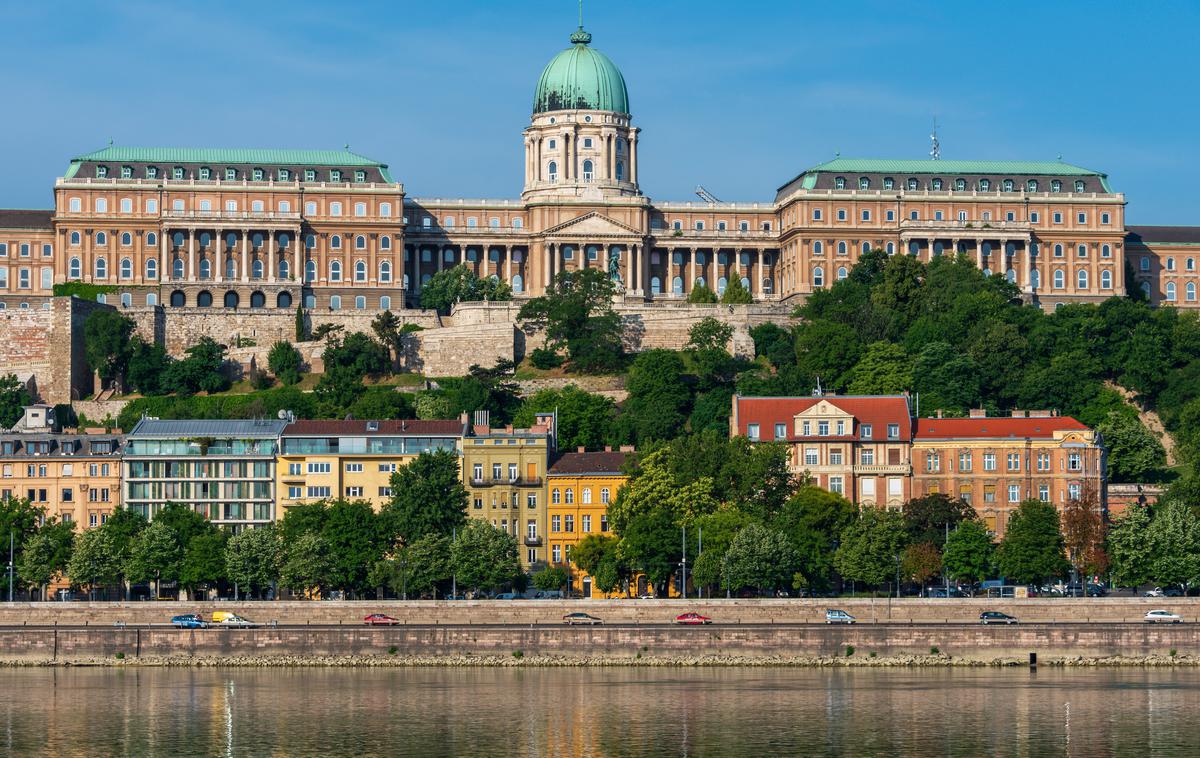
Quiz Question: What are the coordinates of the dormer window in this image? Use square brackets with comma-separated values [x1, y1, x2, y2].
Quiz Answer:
[887, 424, 900, 439]
[834, 177, 846, 190]
[859, 424, 872, 440]
[883, 177, 894, 190]
[225, 168, 236, 180]
[304, 169, 315, 182]
[1051, 180, 1062, 192]
[931, 178, 943, 190]
[330, 170, 342, 182]
[121, 166, 132, 179]
[147, 166, 158, 179]
[354, 170, 366, 182]
[858, 177, 870, 190]
[278, 168, 290, 181]
[1027, 179, 1038, 192]
[1002, 179, 1014, 192]
[954, 178, 966, 191]
[173, 167, 184, 179]
[96, 166, 108, 178]
[252, 168, 264, 181]
[1074, 180, 1085, 192]
[979, 179, 991, 191]
[906, 178, 919, 190]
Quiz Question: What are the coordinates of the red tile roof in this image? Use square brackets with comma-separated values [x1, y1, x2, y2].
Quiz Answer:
[732, 395, 913, 442]
[548, 451, 630, 476]
[284, 419, 465, 436]
[915, 416, 1090, 440]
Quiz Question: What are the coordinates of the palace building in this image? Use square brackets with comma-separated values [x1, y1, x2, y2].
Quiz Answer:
[0, 22, 1197, 312]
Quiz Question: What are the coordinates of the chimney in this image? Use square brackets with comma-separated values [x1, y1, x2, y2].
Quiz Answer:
[935, 409, 944, 419]
[1029, 409, 1051, 418]
[459, 412, 470, 425]
[619, 445, 635, 453]
[1010, 410, 1026, 418]
[577, 446, 586, 453]
[505, 424, 513, 433]
[604, 445, 612, 452]
[969, 408, 987, 419]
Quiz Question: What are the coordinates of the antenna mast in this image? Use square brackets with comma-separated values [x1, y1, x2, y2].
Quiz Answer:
[929, 117, 941, 161]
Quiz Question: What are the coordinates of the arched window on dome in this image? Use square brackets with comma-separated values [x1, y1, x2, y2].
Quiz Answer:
[582, 160, 594, 182]
[813, 266, 825, 288]
[548, 161, 558, 182]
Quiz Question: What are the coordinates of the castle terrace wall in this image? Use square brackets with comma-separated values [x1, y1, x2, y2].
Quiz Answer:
[0, 296, 113, 405]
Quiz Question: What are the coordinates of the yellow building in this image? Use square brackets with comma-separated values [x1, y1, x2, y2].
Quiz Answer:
[461, 411, 555, 568]
[547, 448, 632, 598]
[0, 405, 122, 528]
[276, 418, 466, 516]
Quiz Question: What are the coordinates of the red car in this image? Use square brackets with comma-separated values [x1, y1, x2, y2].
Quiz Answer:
[363, 613, 400, 626]
[674, 612, 712, 625]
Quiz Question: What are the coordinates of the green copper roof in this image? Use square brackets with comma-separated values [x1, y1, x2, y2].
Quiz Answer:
[69, 146, 386, 167]
[803, 158, 1105, 176]
[533, 27, 629, 115]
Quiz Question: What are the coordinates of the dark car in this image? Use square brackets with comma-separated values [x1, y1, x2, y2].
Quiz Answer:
[980, 611, 1017, 625]
[171, 613, 208, 629]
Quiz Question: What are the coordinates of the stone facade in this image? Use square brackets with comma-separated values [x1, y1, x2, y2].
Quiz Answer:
[0, 296, 111, 404]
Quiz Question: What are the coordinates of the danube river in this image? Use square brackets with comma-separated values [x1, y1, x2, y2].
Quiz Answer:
[0, 667, 1197, 756]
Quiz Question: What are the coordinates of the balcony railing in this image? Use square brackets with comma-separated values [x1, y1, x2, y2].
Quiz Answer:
[852, 464, 913, 475]
[899, 219, 1032, 234]
[163, 208, 301, 223]
[470, 477, 543, 488]
[407, 225, 526, 236]
[524, 536, 543, 547]
[649, 228, 776, 241]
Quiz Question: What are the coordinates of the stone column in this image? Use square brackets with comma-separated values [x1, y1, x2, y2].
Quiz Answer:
[438, 246, 445, 273]
[268, 231, 276, 282]
[1022, 241, 1033, 293]
[688, 248, 697, 292]
[241, 229, 250, 281]
[294, 238, 302, 286]
[975, 239, 984, 271]
[215, 229, 224, 282]
[188, 229, 196, 280]
[505, 245, 512, 284]
[629, 133, 638, 186]
[160, 229, 168, 283]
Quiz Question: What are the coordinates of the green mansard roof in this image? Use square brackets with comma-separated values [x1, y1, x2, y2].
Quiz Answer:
[70, 146, 386, 167]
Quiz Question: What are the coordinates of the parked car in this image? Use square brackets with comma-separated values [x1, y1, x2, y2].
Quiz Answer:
[980, 611, 1018, 625]
[171, 613, 208, 629]
[674, 612, 712, 625]
[825, 609, 856, 625]
[363, 613, 400, 626]
[1164, 587, 1185, 597]
[1145, 610, 1183, 624]
[563, 612, 602, 626]
[1145, 587, 1167, 598]
[211, 611, 259, 628]
[494, 592, 524, 600]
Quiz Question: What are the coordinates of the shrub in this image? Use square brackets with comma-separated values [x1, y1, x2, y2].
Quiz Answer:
[1170, 648, 1178, 658]
[114, 652, 125, 660]
[869, 651, 877, 658]
[845, 645, 855, 657]
[388, 646, 398, 656]
[267, 341, 303, 386]
[529, 347, 563, 370]
[930, 646, 940, 655]
[249, 370, 274, 391]
[512, 650, 524, 659]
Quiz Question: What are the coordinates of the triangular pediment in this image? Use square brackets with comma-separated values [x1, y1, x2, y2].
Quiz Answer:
[541, 211, 642, 238]
[795, 399, 853, 420]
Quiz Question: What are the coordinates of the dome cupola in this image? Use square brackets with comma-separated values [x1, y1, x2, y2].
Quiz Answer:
[532, 27, 629, 115]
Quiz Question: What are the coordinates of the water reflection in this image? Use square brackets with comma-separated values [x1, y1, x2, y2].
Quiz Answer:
[0, 667, 1198, 756]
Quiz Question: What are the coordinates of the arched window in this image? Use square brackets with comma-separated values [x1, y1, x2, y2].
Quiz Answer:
[146, 293, 157, 306]
[172, 231, 185, 248]
[979, 179, 991, 191]
[172, 258, 185, 279]
[582, 160, 594, 181]
[199, 259, 211, 279]
[650, 276, 661, 294]
[1141, 281, 1151, 298]
[1100, 270, 1112, 290]
[813, 266, 825, 287]
[886, 242, 895, 254]
[355, 260, 367, 282]
[1031, 269, 1040, 289]
[355, 295, 366, 309]
[1078, 244, 1088, 258]
[199, 231, 212, 248]
[305, 234, 315, 249]
[278, 259, 290, 280]
[379, 260, 392, 283]
[1101, 244, 1111, 258]
[355, 235, 366, 250]
[380, 295, 391, 310]
[330, 235, 341, 250]
[278, 232, 289, 249]
[330, 202, 342, 216]
[740, 277, 750, 291]
[252, 259, 263, 279]
[145, 258, 157, 279]
[1165, 282, 1176, 301]
[224, 291, 239, 308]
[933, 241, 944, 256]
[1002, 179, 1014, 192]
[672, 276, 683, 294]
[279, 200, 290, 213]
[95, 257, 108, 278]
[146, 232, 157, 247]
[225, 256, 237, 279]
[354, 202, 367, 217]
[1054, 244, 1063, 257]
[330, 260, 342, 282]
[95, 198, 108, 213]
[909, 240, 920, 255]
[548, 161, 558, 181]
[96, 231, 107, 246]
[1166, 258, 1176, 271]
[1077, 269, 1088, 289]
[380, 236, 391, 250]
[862, 241, 871, 254]
[330, 295, 342, 310]
[1006, 268, 1016, 283]
[380, 202, 392, 217]
[196, 291, 212, 307]
[1027, 179, 1038, 192]
[70, 231, 81, 246]
[305, 260, 316, 282]
[837, 241, 847, 255]
[1053, 269, 1065, 289]
[837, 266, 848, 280]
[170, 290, 186, 307]
[69, 257, 81, 279]
[120, 257, 132, 279]
[813, 241, 823, 255]
[120, 232, 131, 247]
[511, 275, 523, 293]
[1187, 282, 1197, 302]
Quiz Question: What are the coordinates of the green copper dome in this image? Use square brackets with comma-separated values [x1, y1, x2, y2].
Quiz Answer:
[533, 27, 629, 115]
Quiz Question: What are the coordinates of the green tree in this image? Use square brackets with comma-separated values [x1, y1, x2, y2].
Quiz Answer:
[1147, 500, 1200, 591]
[870, 254, 927, 338]
[532, 565, 568, 592]
[686, 283, 718, 304]
[512, 385, 617, 450]
[911, 341, 982, 415]
[322, 332, 390, 378]
[995, 500, 1069, 586]
[315, 364, 367, 409]
[720, 523, 797, 595]
[402, 533, 453, 597]
[942, 520, 995, 587]
[620, 350, 691, 443]
[749, 322, 796, 369]
[83, 309, 135, 387]
[1061, 487, 1108, 580]
[94, 506, 147, 600]
[0, 375, 33, 428]
[901, 541, 942, 592]
[267, 341, 303, 386]
[163, 337, 230, 395]
[902, 494, 978, 548]
[450, 520, 520, 594]
[794, 321, 863, 392]
[382, 450, 468, 545]
[517, 268, 623, 374]
[420, 264, 513, 314]
[224, 525, 282, 598]
[126, 338, 172, 395]
[846, 341, 912, 395]
[17, 519, 74, 600]
[571, 534, 627, 595]
[833, 508, 908, 590]
[371, 310, 404, 366]
[347, 388, 416, 421]
[690, 508, 756, 593]
[686, 317, 734, 353]
[1107, 503, 1155, 588]
[771, 485, 858, 593]
[278, 501, 329, 545]
[295, 304, 308, 342]
[67, 527, 120, 599]
[719, 276, 753, 304]
[321, 499, 385, 596]
[1098, 411, 1167, 482]
[125, 520, 182, 598]
[180, 532, 227, 598]
[280, 532, 335, 597]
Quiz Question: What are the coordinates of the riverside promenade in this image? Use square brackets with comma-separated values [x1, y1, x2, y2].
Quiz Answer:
[0, 599, 1197, 664]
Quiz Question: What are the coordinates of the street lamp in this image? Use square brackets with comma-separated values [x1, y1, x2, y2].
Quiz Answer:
[400, 558, 409, 601]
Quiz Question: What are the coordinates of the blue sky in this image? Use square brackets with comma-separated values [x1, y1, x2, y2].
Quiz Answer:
[1, 1, 1196, 223]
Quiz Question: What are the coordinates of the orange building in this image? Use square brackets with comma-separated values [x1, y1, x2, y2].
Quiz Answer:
[546, 448, 631, 598]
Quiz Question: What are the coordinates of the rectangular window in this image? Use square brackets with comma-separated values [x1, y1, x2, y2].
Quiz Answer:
[836, 420, 845, 436]
[747, 423, 759, 441]
[1067, 453, 1082, 471]
[818, 421, 829, 436]
[861, 209, 871, 221]
[551, 515, 561, 532]
[861, 478, 875, 498]
[1030, 211, 1039, 223]
[345, 463, 363, 473]
[925, 452, 939, 473]
[837, 209, 847, 221]
[378, 463, 397, 472]
[527, 493, 537, 508]
[959, 452, 972, 472]
[552, 545, 562, 563]
[860, 424, 872, 440]
[888, 478, 902, 497]
[378, 487, 392, 497]
[1007, 453, 1020, 471]
[492, 463, 502, 480]
[287, 463, 301, 475]
[829, 476, 844, 495]
[1053, 212, 1063, 224]
[306, 462, 331, 473]
[564, 515, 574, 533]
[1039, 484, 1050, 502]
[287, 486, 303, 499]
[983, 453, 996, 472]
[774, 423, 787, 440]
[804, 448, 818, 466]
[813, 209, 823, 221]
[1008, 484, 1020, 502]
[860, 449, 874, 465]
[1101, 212, 1110, 224]
[984, 485, 996, 503]
[887, 424, 900, 440]
[1037, 453, 1051, 472]
[1077, 212, 1087, 224]
[473, 497, 482, 510]
[829, 449, 843, 465]
[306, 486, 331, 498]
[1068, 483, 1081, 501]
[801, 421, 811, 436]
